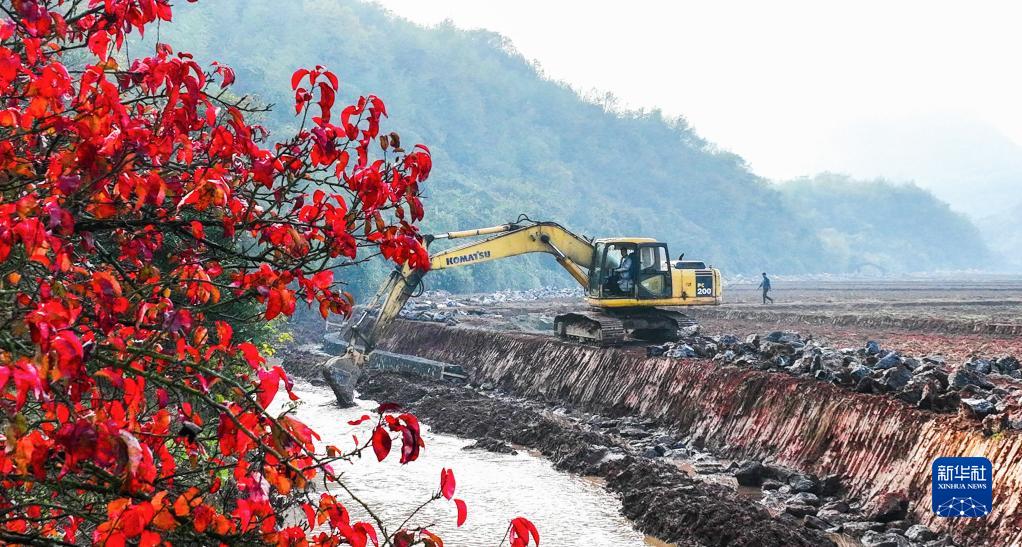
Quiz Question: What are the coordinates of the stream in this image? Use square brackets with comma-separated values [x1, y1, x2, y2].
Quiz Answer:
[274, 379, 662, 546]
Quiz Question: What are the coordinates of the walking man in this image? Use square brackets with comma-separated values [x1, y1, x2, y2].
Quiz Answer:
[758, 272, 774, 304]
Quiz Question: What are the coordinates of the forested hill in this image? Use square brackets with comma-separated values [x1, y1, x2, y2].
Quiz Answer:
[152, 0, 991, 293]
[778, 174, 990, 274]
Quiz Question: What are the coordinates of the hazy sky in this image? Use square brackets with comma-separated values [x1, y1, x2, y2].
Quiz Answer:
[374, 0, 1022, 209]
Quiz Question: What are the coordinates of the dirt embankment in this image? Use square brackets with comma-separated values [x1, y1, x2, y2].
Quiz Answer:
[357, 371, 835, 547]
[376, 321, 1022, 546]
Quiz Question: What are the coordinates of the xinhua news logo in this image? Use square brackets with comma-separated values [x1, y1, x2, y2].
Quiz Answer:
[932, 457, 992, 518]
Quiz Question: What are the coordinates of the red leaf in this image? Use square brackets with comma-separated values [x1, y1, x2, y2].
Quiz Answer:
[454, 498, 467, 527]
[371, 426, 391, 462]
[237, 342, 264, 368]
[256, 368, 279, 409]
[323, 70, 339, 90]
[439, 468, 456, 500]
[510, 517, 540, 546]
[318, 82, 336, 123]
[291, 69, 310, 90]
[376, 402, 401, 414]
[347, 414, 371, 426]
[87, 31, 110, 60]
[265, 288, 284, 320]
[301, 502, 316, 530]
[355, 522, 379, 547]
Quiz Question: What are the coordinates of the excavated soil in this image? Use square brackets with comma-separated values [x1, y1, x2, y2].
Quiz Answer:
[357, 372, 836, 547]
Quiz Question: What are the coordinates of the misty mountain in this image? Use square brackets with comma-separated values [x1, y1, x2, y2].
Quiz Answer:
[977, 204, 1022, 270]
[778, 174, 991, 273]
[808, 114, 1022, 219]
[147, 1, 992, 293]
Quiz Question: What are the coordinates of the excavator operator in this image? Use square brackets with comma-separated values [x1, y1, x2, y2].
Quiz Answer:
[613, 248, 635, 294]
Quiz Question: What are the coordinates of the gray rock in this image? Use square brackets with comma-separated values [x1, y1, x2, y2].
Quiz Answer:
[820, 499, 849, 513]
[735, 460, 767, 486]
[666, 344, 698, 358]
[819, 474, 843, 496]
[914, 368, 949, 389]
[817, 509, 852, 525]
[904, 524, 937, 542]
[787, 357, 812, 375]
[716, 334, 740, 346]
[996, 355, 1020, 374]
[884, 520, 909, 532]
[789, 492, 821, 506]
[856, 376, 886, 394]
[802, 515, 830, 530]
[618, 426, 650, 438]
[745, 333, 761, 347]
[842, 521, 886, 535]
[881, 365, 913, 390]
[866, 340, 882, 355]
[860, 530, 909, 547]
[983, 413, 1008, 435]
[766, 331, 803, 344]
[866, 492, 909, 522]
[761, 479, 783, 490]
[813, 369, 834, 382]
[968, 359, 993, 375]
[960, 397, 996, 419]
[850, 364, 872, 382]
[948, 364, 994, 390]
[784, 503, 817, 518]
[875, 352, 904, 370]
[715, 349, 736, 363]
[646, 344, 668, 357]
[788, 474, 818, 493]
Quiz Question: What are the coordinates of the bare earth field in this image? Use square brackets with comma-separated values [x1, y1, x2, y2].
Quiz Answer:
[419, 278, 1022, 361]
[692, 279, 1022, 361]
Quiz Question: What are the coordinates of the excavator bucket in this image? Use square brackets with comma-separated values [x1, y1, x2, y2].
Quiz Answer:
[322, 348, 365, 407]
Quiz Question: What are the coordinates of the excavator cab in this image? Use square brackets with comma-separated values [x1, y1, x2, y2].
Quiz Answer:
[590, 240, 672, 300]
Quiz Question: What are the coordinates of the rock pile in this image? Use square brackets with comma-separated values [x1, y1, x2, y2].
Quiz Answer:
[616, 425, 955, 546]
[398, 296, 464, 324]
[649, 332, 1022, 427]
[400, 287, 582, 324]
[726, 460, 955, 547]
[462, 287, 582, 304]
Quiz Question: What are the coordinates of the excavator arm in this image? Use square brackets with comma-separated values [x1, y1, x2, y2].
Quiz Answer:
[343, 219, 595, 353]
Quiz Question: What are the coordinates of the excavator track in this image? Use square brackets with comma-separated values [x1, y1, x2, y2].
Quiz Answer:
[554, 311, 626, 347]
[651, 309, 700, 339]
[554, 308, 700, 345]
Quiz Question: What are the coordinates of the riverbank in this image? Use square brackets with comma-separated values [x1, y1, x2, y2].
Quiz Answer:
[356, 370, 840, 546]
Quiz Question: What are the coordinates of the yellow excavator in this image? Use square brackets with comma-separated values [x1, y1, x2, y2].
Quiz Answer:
[341, 216, 721, 351]
[322, 216, 723, 404]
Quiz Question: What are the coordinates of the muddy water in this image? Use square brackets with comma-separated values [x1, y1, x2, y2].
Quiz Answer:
[277, 381, 663, 546]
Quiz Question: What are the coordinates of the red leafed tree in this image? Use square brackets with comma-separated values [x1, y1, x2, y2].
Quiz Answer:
[0, 1, 538, 546]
